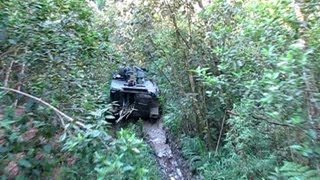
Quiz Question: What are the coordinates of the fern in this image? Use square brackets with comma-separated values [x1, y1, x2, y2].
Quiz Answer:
[269, 161, 320, 180]
[181, 136, 206, 170]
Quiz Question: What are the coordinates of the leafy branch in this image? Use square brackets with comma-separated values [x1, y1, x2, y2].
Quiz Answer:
[0, 87, 85, 128]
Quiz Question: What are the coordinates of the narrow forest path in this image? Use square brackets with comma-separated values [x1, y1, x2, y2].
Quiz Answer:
[143, 120, 192, 180]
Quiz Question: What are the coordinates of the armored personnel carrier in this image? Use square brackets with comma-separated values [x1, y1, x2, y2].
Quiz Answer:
[109, 66, 160, 123]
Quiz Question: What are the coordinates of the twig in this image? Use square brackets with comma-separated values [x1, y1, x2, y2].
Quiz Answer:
[252, 114, 297, 128]
[146, 35, 175, 87]
[56, 113, 67, 129]
[0, 87, 88, 129]
[4, 61, 14, 87]
[0, 87, 112, 150]
[165, 0, 191, 49]
[3, 46, 20, 87]
[13, 62, 25, 107]
[0, 46, 17, 59]
[226, 110, 238, 116]
[116, 104, 135, 123]
[215, 111, 226, 155]
[227, 110, 305, 129]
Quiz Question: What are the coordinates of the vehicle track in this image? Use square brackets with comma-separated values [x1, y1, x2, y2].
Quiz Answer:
[143, 120, 189, 180]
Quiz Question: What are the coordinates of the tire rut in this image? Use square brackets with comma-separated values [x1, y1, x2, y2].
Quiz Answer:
[143, 120, 190, 180]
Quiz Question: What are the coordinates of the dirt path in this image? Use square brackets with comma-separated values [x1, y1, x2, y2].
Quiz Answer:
[143, 120, 190, 180]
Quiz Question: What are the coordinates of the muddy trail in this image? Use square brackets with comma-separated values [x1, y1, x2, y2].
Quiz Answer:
[143, 120, 193, 180]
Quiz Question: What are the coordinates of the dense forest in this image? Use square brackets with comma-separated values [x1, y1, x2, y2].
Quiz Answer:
[0, 0, 319, 179]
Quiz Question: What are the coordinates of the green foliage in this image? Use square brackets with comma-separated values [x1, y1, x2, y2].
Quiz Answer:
[1, 0, 319, 179]
[1, 0, 113, 116]
[190, 0, 319, 178]
[0, 106, 65, 178]
[163, 97, 195, 135]
[107, 0, 320, 179]
[269, 161, 320, 180]
[0, 103, 159, 179]
[60, 127, 159, 180]
[180, 136, 206, 171]
[1, 0, 160, 179]
[93, 129, 159, 180]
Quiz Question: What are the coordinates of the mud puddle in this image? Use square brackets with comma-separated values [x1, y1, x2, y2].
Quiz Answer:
[143, 120, 191, 180]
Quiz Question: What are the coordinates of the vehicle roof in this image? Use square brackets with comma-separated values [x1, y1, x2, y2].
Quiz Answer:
[111, 79, 159, 94]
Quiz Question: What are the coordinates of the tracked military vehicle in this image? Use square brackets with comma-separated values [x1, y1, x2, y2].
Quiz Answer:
[109, 66, 160, 123]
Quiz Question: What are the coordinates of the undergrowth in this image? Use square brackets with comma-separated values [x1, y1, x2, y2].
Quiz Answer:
[0, 102, 160, 179]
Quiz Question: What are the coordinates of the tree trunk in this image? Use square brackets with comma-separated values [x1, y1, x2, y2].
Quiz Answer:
[292, 0, 319, 139]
